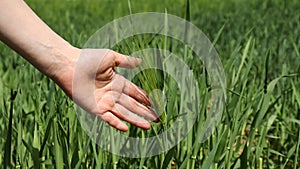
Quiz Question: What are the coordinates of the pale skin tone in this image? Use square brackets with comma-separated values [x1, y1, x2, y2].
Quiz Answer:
[0, 0, 158, 131]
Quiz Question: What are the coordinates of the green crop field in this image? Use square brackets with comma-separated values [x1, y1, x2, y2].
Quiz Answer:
[0, 0, 300, 168]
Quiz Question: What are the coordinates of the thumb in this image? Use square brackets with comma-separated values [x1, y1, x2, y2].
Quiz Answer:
[112, 51, 142, 69]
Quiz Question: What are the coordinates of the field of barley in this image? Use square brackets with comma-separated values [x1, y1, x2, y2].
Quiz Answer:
[0, 0, 299, 168]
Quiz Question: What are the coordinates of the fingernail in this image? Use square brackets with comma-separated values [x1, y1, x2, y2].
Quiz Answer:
[149, 109, 159, 122]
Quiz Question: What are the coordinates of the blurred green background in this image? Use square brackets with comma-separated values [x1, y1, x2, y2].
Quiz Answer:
[0, 0, 299, 168]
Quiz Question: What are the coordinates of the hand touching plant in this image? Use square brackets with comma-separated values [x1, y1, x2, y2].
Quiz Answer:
[0, 0, 158, 131]
[60, 49, 158, 131]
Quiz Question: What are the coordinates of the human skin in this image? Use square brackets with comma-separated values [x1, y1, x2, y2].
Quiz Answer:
[0, 0, 158, 131]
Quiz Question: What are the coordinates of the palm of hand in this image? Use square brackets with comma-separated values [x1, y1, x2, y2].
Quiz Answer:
[64, 49, 158, 132]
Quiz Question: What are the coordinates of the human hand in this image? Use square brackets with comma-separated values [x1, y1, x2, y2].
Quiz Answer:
[55, 48, 158, 132]
[0, 0, 158, 132]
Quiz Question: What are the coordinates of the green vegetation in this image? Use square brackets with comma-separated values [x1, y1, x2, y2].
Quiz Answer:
[1, 0, 299, 168]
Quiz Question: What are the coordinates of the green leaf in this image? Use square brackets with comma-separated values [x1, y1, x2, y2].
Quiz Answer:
[240, 143, 248, 169]
[53, 120, 64, 169]
[162, 147, 176, 169]
[291, 81, 300, 107]
[294, 129, 300, 169]
[71, 141, 79, 169]
[22, 139, 40, 169]
[214, 126, 229, 163]
[233, 37, 252, 85]
[33, 123, 40, 149]
[4, 89, 17, 169]
[39, 115, 54, 156]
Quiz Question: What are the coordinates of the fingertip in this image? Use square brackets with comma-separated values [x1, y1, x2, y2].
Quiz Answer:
[120, 122, 150, 131]
[136, 58, 142, 65]
[154, 118, 160, 123]
[150, 110, 160, 123]
[135, 120, 151, 130]
[117, 123, 129, 132]
[148, 109, 159, 122]
[143, 122, 151, 130]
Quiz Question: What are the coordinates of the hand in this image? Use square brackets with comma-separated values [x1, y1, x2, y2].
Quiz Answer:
[55, 48, 158, 132]
[0, 0, 158, 132]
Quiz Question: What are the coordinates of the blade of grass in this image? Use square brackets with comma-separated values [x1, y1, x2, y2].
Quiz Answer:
[184, 0, 190, 43]
[4, 89, 17, 169]
[294, 128, 300, 169]
[201, 130, 226, 169]
[22, 139, 40, 169]
[233, 37, 252, 85]
[53, 118, 64, 169]
[162, 147, 176, 169]
[39, 114, 54, 157]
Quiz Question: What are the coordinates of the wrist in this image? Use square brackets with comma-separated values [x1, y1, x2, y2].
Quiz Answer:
[48, 44, 81, 96]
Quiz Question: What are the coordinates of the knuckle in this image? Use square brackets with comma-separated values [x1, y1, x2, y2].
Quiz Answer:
[98, 94, 115, 112]
[129, 98, 139, 108]
[100, 113, 113, 123]
[108, 118, 117, 126]
[106, 50, 115, 58]
[111, 91, 121, 103]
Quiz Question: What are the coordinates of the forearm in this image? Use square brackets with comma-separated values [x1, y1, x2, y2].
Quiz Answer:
[0, 0, 79, 80]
